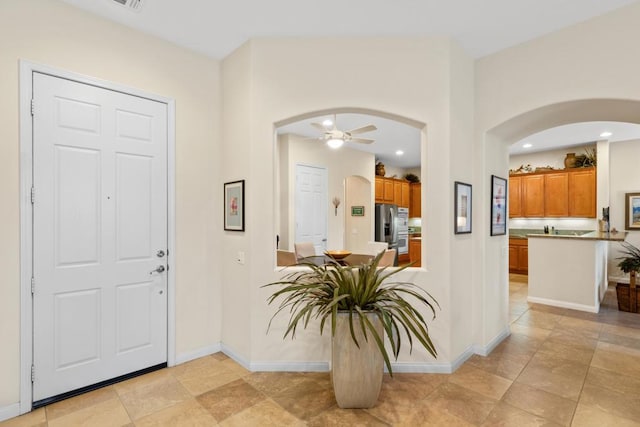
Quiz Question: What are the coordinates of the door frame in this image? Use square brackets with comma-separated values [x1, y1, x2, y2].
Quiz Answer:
[18, 60, 177, 414]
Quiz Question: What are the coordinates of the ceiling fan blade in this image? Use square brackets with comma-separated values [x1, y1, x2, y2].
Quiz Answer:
[310, 122, 327, 132]
[350, 137, 374, 144]
[347, 124, 377, 135]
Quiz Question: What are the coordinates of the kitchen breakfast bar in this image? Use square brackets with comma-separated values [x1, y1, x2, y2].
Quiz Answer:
[527, 231, 628, 313]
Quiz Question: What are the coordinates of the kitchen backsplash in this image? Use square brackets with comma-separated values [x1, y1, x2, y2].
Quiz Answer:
[509, 217, 597, 231]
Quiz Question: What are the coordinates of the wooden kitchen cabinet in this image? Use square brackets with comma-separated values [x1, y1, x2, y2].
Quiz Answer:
[409, 182, 421, 218]
[522, 174, 545, 217]
[394, 180, 410, 208]
[544, 172, 569, 217]
[509, 238, 528, 274]
[568, 168, 596, 217]
[508, 176, 522, 218]
[409, 238, 421, 267]
[510, 167, 596, 218]
[375, 177, 394, 203]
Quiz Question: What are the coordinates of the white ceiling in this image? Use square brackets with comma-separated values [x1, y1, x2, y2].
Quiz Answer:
[58, 0, 640, 167]
[59, 0, 637, 60]
[509, 121, 640, 155]
[278, 114, 421, 169]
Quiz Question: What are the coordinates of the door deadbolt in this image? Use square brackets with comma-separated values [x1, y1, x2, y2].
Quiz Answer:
[157, 250, 165, 258]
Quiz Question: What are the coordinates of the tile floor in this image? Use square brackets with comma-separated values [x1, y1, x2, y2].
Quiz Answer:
[4, 274, 640, 426]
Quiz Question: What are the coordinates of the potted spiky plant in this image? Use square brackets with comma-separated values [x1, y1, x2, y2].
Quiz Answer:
[263, 251, 439, 408]
[616, 242, 640, 313]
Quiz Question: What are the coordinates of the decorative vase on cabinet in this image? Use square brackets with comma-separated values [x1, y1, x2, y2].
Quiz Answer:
[564, 153, 576, 168]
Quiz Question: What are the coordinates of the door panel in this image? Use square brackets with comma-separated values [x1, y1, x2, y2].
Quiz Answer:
[295, 164, 328, 254]
[55, 146, 101, 266]
[33, 72, 168, 401]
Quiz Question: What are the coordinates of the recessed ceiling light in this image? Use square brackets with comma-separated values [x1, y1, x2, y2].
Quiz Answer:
[395, 150, 404, 156]
[522, 143, 533, 148]
[327, 138, 343, 149]
[322, 119, 333, 128]
[600, 131, 612, 138]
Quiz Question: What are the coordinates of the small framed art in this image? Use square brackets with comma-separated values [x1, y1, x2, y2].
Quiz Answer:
[625, 192, 640, 230]
[351, 206, 365, 216]
[224, 180, 245, 231]
[490, 175, 507, 236]
[454, 181, 472, 234]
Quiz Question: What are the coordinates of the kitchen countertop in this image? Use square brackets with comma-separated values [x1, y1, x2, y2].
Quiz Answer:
[510, 228, 592, 239]
[527, 230, 628, 242]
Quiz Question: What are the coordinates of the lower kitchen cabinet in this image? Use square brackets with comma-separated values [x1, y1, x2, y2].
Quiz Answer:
[509, 238, 528, 274]
[409, 238, 421, 267]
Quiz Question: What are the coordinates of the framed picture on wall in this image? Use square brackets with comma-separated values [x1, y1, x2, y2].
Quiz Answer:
[625, 192, 640, 230]
[490, 175, 507, 236]
[224, 180, 245, 231]
[454, 181, 472, 234]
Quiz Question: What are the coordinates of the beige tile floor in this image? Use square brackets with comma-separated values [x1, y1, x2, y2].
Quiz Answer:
[4, 274, 640, 426]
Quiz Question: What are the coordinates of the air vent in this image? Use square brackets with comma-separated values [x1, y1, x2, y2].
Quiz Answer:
[110, 0, 144, 12]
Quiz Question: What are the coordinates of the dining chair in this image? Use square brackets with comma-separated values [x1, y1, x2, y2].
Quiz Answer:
[277, 250, 297, 266]
[367, 241, 388, 255]
[378, 249, 396, 267]
[294, 242, 316, 260]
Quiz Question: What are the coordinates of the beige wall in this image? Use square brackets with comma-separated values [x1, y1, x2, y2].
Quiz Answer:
[475, 2, 640, 344]
[220, 37, 477, 368]
[0, 0, 222, 409]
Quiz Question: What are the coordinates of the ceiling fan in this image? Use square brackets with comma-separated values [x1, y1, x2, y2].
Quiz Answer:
[309, 115, 377, 148]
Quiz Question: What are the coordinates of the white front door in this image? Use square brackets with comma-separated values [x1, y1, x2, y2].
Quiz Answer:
[32, 73, 168, 401]
[295, 164, 328, 254]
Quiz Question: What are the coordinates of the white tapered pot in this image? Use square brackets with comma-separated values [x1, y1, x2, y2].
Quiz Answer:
[331, 311, 384, 408]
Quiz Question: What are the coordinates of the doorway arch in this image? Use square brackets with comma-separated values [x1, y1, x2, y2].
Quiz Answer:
[481, 98, 640, 347]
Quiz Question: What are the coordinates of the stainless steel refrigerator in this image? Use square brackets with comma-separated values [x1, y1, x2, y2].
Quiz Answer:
[374, 203, 399, 266]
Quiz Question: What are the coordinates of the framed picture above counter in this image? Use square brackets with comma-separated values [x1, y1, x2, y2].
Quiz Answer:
[625, 192, 640, 230]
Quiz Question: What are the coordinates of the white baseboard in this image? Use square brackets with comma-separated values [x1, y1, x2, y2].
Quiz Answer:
[472, 326, 511, 357]
[174, 343, 222, 366]
[527, 296, 598, 313]
[0, 403, 20, 423]
[249, 361, 330, 372]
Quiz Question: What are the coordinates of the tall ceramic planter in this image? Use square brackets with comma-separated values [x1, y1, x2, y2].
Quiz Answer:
[331, 312, 383, 408]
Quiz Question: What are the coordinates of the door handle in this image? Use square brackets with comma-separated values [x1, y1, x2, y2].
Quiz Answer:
[150, 265, 165, 274]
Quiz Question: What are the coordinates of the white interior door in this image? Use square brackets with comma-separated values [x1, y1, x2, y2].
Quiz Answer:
[32, 72, 168, 401]
[295, 164, 328, 254]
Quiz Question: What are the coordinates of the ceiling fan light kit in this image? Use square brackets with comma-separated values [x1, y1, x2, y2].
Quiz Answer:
[310, 114, 377, 149]
[327, 138, 344, 149]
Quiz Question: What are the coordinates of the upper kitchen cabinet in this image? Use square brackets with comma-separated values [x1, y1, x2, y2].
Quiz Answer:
[522, 174, 545, 217]
[375, 177, 410, 207]
[410, 182, 421, 218]
[394, 180, 410, 208]
[568, 168, 596, 217]
[508, 176, 522, 218]
[543, 172, 569, 217]
[509, 167, 596, 218]
[375, 176, 394, 203]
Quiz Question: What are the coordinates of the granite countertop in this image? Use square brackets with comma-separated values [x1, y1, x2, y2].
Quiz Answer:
[527, 230, 628, 242]
[509, 228, 591, 239]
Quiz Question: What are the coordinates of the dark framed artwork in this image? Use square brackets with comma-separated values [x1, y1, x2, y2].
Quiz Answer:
[224, 180, 245, 231]
[490, 175, 507, 236]
[454, 181, 472, 234]
[625, 192, 640, 230]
